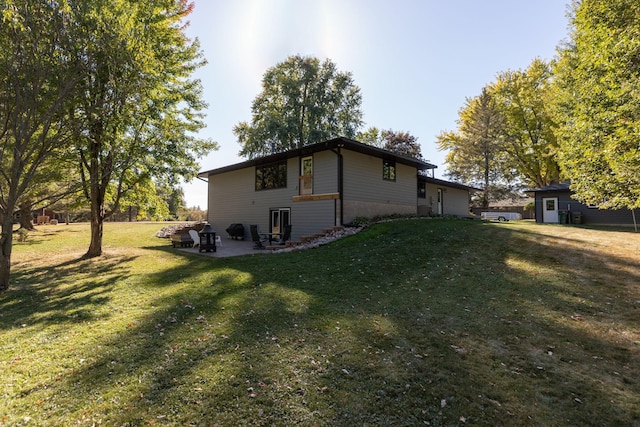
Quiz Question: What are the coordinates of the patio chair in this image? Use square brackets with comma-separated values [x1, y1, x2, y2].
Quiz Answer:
[250, 224, 267, 249]
[274, 224, 292, 245]
[188, 229, 200, 248]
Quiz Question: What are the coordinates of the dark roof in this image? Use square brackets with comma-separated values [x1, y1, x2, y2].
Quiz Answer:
[198, 137, 437, 178]
[527, 182, 571, 193]
[418, 175, 482, 192]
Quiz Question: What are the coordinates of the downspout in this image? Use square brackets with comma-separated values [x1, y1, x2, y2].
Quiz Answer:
[330, 146, 344, 226]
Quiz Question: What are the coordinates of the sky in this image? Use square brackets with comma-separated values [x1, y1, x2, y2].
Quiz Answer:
[181, 0, 571, 209]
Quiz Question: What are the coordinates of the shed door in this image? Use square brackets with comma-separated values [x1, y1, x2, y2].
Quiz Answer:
[542, 197, 559, 223]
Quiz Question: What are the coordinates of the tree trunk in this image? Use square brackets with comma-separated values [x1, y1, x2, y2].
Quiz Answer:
[0, 216, 15, 291]
[85, 192, 104, 258]
[483, 152, 490, 209]
[17, 203, 35, 230]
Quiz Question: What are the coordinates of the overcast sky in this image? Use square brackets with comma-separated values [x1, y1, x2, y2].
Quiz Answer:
[182, 1, 571, 208]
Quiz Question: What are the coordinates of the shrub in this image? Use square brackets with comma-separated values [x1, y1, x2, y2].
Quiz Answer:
[15, 228, 29, 243]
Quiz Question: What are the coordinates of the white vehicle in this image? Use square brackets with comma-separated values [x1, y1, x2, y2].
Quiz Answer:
[481, 211, 521, 221]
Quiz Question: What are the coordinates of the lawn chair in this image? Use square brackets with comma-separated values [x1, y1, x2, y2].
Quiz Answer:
[250, 224, 267, 249]
[188, 229, 200, 248]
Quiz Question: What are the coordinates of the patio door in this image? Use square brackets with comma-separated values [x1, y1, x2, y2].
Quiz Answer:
[542, 197, 559, 223]
[270, 208, 290, 238]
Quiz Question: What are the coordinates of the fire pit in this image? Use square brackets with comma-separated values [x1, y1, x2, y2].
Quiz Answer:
[170, 232, 193, 248]
[198, 223, 216, 252]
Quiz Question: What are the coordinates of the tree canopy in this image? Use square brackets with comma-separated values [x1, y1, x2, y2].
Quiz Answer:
[68, 0, 217, 257]
[437, 58, 561, 205]
[0, 1, 79, 290]
[553, 0, 640, 213]
[437, 88, 516, 207]
[381, 130, 424, 161]
[491, 58, 561, 189]
[0, 0, 217, 290]
[355, 127, 385, 148]
[235, 55, 364, 158]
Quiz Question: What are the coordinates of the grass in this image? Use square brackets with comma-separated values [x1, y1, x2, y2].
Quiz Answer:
[1, 219, 639, 426]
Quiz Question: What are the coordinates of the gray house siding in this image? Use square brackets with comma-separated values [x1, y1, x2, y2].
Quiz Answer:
[342, 150, 417, 223]
[291, 200, 337, 238]
[207, 158, 298, 240]
[417, 177, 474, 218]
[534, 190, 637, 226]
[442, 186, 471, 217]
[309, 150, 338, 194]
[207, 155, 340, 241]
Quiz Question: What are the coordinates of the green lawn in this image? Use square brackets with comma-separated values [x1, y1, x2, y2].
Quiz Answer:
[1, 220, 639, 426]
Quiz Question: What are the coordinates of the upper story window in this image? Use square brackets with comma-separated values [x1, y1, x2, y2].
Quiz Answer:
[255, 160, 287, 191]
[383, 159, 396, 181]
[300, 156, 313, 195]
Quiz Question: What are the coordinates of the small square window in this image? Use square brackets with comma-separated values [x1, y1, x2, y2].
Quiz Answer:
[383, 159, 396, 181]
[417, 181, 426, 198]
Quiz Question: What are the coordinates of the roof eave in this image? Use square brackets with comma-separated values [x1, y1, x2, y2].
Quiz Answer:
[198, 137, 437, 177]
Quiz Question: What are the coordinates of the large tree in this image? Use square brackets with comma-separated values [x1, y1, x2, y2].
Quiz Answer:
[491, 58, 561, 188]
[553, 0, 640, 225]
[382, 130, 424, 160]
[68, 0, 216, 257]
[437, 88, 515, 207]
[356, 126, 385, 148]
[0, 1, 78, 290]
[235, 55, 364, 158]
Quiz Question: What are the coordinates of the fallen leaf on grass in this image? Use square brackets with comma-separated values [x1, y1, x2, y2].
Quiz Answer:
[450, 345, 467, 354]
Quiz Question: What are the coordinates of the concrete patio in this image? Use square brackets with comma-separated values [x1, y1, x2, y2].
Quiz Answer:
[173, 237, 268, 258]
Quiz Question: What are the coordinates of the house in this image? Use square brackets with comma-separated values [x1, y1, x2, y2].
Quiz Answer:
[528, 182, 637, 226]
[198, 137, 475, 241]
[418, 176, 478, 218]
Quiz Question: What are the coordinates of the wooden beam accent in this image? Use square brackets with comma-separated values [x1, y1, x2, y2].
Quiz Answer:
[292, 193, 340, 202]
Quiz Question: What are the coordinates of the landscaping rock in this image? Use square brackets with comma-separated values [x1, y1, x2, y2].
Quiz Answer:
[272, 226, 362, 253]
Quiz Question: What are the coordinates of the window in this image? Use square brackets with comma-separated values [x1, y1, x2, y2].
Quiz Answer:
[255, 161, 287, 191]
[383, 159, 396, 181]
[300, 156, 313, 195]
[302, 156, 313, 176]
[417, 181, 426, 198]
